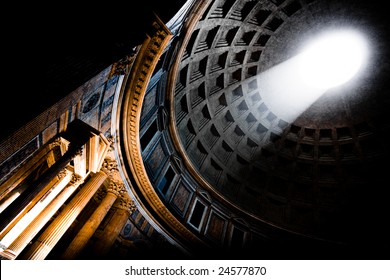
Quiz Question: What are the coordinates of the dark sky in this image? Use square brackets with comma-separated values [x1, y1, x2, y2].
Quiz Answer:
[1, 1, 187, 140]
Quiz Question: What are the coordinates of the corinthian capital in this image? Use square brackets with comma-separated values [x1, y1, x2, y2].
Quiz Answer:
[69, 173, 83, 186]
[50, 137, 63, 149]
[106, 179, 126, 197]
[101, 157, 119, 176]
[115, 196, 137, 214]
[56, 168, 68, 180]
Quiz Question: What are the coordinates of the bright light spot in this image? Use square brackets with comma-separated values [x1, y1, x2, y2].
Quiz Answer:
[298, 29, 368, 89]
[257, 29, 369, 123]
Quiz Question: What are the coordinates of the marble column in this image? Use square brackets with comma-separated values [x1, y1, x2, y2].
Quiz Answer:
[0, 173, 83, 260]
[61, 178, 126, 259]
[92, 195, 136, 257]
[0, 142, 84, 232]
[22, 171, 107, 260]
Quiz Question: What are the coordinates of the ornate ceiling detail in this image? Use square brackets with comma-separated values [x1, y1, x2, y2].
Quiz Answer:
[166, 0, 390, 241]
[118, 13, 207, 249]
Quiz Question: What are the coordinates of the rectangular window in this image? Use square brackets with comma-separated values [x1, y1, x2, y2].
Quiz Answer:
[157, 166, 176, 195]
[140, 119, 158, 150]
[188, 200, 206, 230]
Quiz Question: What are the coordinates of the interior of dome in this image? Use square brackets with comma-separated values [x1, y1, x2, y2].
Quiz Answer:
[137, 0, 390, 258]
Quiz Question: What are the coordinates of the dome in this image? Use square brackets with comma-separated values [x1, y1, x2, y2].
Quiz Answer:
[160, 0, 390, 251]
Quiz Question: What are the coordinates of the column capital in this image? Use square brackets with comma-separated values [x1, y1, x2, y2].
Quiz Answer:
[114, 195, 137, 215]
[70, 173, 83, 186]
[101, 157, 124, 188]
[56, 169, 68, 180]
[49, 137, 63, 149]
[101, 157, 119, 176]
[106, 179, 126, 197]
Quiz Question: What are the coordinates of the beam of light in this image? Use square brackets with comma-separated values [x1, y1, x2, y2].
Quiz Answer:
[257, 29, 369, 123]
[298, 30, 369, 89]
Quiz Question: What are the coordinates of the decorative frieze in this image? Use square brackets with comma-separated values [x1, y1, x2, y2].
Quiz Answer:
[119, 14, 206, 247]
[110, 54, 137, 77]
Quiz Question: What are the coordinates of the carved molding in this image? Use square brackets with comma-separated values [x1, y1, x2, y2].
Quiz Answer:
[109, 53, 137, 77]
[106, 135, 115, 151]
[56, 168, 68, 180]
[120, 14, 206, 247]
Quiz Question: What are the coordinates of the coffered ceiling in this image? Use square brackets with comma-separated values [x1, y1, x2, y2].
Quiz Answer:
[170, 0, 390, 242]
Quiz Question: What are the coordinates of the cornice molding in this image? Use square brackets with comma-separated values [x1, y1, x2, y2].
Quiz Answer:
[119, 14, 206, 248]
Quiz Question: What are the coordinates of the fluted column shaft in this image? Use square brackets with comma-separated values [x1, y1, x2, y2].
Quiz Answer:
[0, 173, 83, 260]
[0, 169, 71, 257]
[23, 171, 107, 260]
[0, 143, 84, 232]
[92, 196, 135, 257]
[61, 190, 118, 259]
[61, 156, 128, 260]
